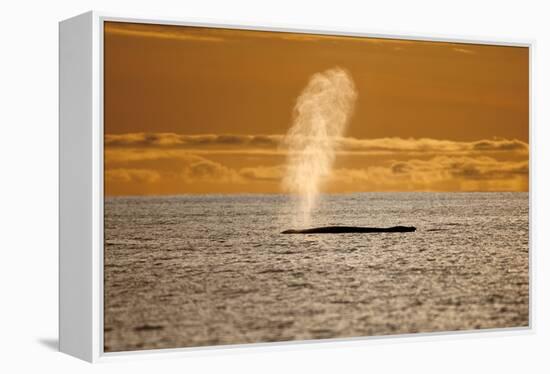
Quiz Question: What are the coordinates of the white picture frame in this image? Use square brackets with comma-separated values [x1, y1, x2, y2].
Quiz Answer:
[59, 10, 534, 363]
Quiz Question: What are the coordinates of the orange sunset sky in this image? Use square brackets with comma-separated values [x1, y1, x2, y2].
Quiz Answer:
[104, 22, 529, 196]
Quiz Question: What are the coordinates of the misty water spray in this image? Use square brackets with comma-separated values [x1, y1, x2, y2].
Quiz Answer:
[282, 67, 357, 228]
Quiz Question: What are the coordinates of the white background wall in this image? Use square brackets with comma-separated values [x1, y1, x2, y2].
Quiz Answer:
[1, 0, 548, 372]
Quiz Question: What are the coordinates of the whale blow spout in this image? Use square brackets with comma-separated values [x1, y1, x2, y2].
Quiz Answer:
[282, 68, 357, 228]
[281, 226, 416, 234]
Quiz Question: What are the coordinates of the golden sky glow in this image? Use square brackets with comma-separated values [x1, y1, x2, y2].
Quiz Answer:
[104, 22, 529, 195]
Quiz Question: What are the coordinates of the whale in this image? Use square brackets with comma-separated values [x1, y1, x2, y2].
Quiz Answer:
[281, 226, 416, 234]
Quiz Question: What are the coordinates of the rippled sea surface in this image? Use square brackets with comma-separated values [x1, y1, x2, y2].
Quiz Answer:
[104, 192, 529, 352]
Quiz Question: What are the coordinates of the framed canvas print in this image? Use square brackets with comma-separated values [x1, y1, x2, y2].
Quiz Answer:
[59, 11, 532, 362]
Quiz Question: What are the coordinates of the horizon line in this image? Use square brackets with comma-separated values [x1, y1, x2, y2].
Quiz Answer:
[104, 190, 529, 199]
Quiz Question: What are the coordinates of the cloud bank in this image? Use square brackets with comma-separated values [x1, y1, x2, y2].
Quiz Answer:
[104, 133, 528, 195]
[105, 132, 528, 156]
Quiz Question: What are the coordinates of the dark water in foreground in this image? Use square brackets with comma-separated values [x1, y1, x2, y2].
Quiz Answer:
[104, 192, 529, 352]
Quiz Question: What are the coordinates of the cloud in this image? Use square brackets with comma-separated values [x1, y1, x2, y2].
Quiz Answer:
[329, 156, 528, 191]
[471, 139, 526, 152]
[105, 22, 423, 46]
[182, 157, 244, 183]
[104, 134, 529, 194]
[274, 33, 420, 46]
[445, 157, 528, 180]
[338, 137, 528, 155]
[106, 154, 245, 185]
[453, 47, 476, 55]
[105, 133, 528, 158]
[105, 21, 490, 63]
[105, 23, 225, 43]
[105, 168, 160, 183]
[105, 154, 528, 194]
[239, 165, 284, 182]
[105, 133, 281, 149]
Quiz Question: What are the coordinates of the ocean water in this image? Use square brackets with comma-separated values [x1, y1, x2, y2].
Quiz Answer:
[104, 192, 529, 352]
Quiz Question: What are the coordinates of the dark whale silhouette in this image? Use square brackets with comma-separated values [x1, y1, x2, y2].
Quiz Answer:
[281, 226, 416, 234]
